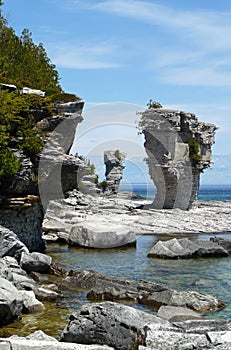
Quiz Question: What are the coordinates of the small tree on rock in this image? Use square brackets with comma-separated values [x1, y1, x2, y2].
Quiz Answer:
[147, 99, 162, 109]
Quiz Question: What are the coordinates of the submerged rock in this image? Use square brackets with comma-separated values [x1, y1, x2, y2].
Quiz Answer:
[210, 237, 231, 254]
[148, 237, 229, 259]
[87, 281, 138, 303]
[69, 222, 136, 248]
[137, 280, 224, 313]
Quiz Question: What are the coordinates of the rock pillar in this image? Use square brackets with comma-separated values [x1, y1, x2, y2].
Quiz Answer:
[104, 150, 126, 194]
[139, 109, 217, 210]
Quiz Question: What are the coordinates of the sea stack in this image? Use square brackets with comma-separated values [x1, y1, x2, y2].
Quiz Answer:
[139, 109, 217, 210]
[104, 150, 126, 194]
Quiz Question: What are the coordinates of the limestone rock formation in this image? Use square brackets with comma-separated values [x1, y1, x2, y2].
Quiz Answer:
[0, 331, 114, 349]
[137, 280, 224, 313]
[0, 197, 44, 252]
[0, 225, 29, 259]
[61, 301, 164, 349]
[38, 100, 98, 204]
[157, 305, 202, 322]
[139, 109, 218, 210]
[0, 276, 24, 326]
[104, 150, 126, 194]
[143, 320, 231, 350]
[148, 237, 229, 259]
[69, 222, 136, 248]
[61, 302, 231, 349]
[20, 251, 52, 273]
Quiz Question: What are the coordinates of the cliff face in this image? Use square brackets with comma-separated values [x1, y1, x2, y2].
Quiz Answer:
[139, 109, 217, 210]
[0, 196, 44, 252]
[0, 95, 97, 251]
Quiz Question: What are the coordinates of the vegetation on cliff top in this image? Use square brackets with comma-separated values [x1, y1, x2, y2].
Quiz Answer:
[0, 1, 78, 180]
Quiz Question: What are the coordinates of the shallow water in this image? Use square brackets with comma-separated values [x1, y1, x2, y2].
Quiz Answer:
[1, 233, 231, 338]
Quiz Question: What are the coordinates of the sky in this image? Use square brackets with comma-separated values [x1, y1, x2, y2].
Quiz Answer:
[2, 0, 231, 184]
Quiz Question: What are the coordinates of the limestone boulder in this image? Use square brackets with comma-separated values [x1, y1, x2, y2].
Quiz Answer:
[137, 280, 224, 313]
[0, 256, 36, 290]
[20, 252, 52, 273]
[143, 320, 231, 350]
[61, 301, 166, 349]
[19, 290, 44, 313]
[210, 237, 231, 254]
[148, 238, 229, 259]
[69, 223, 136, 248]
[87, 281, 138, 303]
[0, 225, 29, 259]
[58, 269, 132, 296]
[35, 286, 59, 301]
[157, 305, 202, 322]
[0, 276, 23, 326]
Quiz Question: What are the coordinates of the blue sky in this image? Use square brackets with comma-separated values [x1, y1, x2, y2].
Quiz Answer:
[2, 0, 231, 184]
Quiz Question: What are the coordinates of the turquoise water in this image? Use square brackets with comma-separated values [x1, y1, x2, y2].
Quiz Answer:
[2, 185, 231, 338]
[45, 184, 231, 322]
[47, 232, 231, 321]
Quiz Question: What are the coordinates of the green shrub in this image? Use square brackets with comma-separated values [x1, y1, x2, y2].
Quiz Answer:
[188, 138, 202, 164]
[147, 99, 163, 109]
[115, 149, 122, 161]
[50, 92, 79, 103]
[0, 148, 21, 176]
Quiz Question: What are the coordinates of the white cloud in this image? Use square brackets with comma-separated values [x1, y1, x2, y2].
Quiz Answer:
[49, 41, 121, 69]
[92, 0, 231, 49]
[52, 0, 231, 87]
[160, 67, 231, 87]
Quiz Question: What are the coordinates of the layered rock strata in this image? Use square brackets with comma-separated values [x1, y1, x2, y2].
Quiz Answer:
[0, 197, 44, 252]
[38, 100, 98, 205]
[104, 150, 126, 194]
[139, 109, 217, 210]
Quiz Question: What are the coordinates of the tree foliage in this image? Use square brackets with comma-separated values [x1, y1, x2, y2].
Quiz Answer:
[147, 99, 163, 109]
[0, 6, 61, 94]
[0, 4, 62, 178]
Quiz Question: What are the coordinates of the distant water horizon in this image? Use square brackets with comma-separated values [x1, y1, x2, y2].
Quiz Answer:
[119, 183, 231, 201]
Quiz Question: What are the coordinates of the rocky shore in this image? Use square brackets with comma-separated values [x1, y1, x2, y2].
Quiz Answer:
[43, 191, 231, 241]
[1, 195, 231, 349]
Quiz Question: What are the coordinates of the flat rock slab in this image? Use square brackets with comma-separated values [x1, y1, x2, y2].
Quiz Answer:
[0, 330, 114, 349]
[69, 222, 136, 248]
[148, 237, 229, 259]
[143, 320, 231, 350]
[157, 305, 202, 322]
